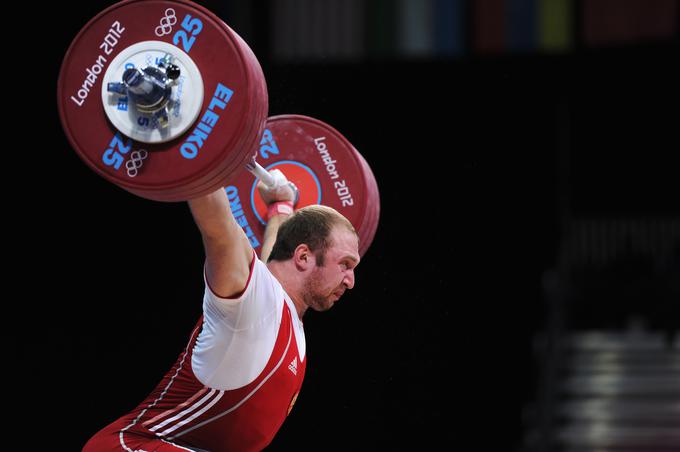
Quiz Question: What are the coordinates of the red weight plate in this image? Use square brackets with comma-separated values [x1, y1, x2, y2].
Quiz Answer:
[225, 115, 369, 257]
[58, 0, 267, 202]
[128, 17, 269, 202]
[171, 21, 268, 200]
[134, 17, 269, 202]
[353, 149, 380, 257]
[350, 151, 375, 252]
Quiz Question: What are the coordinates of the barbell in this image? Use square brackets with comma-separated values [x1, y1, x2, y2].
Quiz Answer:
[57, 0, 379, 256]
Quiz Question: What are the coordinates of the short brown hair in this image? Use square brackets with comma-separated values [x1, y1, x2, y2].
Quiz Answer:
[268, 205, 357, 264]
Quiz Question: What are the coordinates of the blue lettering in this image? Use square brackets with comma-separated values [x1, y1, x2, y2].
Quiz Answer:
[180, 142, 198, 159]
[237, 215, 250, 228]
[208, 97, 226, 111]
[117, 96, 128, 111]
[197, 121, 212, 134]
[225, 186, 238, 199]
[259, 129, 279, 159]
[214, 83, 234, 103]
[248, 235, 260, 248]
[173, 14, 203, 53]
[202, 110, 219, 127]
[101, 132, 131, 170]
[187, 128, 207, 146]
[231, 207, 244, 219]
[178, 83, 234, 159]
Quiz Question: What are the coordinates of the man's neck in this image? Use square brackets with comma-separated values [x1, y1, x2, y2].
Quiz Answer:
[267, 260, 307, 319]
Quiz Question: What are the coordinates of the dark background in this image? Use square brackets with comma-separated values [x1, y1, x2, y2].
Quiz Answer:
[13, 0, 678, 450]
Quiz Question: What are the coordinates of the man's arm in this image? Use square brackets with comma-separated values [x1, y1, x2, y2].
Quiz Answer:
[188, 189, 253, 298]
[256, 169, 298, 262]
[260, 214, 287, 263]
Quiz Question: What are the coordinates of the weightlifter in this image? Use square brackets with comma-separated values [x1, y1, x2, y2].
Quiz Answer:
[83, 169, 360, 451]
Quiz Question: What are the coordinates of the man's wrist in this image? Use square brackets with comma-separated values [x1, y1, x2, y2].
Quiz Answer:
[267, 201, 294, 220]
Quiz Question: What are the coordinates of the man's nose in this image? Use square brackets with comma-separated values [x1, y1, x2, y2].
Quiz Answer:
[343, 270, 355, 289]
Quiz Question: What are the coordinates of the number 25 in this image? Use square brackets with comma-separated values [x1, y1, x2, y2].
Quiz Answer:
[173, 15, 203, 53]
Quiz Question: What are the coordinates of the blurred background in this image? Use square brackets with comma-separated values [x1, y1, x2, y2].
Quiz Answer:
[17, 0, 679, 450]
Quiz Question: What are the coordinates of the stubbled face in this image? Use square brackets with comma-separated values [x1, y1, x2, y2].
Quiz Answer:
[303, 226, 360, 312]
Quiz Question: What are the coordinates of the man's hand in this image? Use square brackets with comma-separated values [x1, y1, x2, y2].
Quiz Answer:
[257, 169, 298, 206]
[257, 169, 299, 262]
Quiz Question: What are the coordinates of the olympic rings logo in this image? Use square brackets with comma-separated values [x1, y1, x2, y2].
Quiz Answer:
[126, 149, 148, 178]
[155, 8, 177, 37]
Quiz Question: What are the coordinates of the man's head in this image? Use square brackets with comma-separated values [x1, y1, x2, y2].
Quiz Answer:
[269, 205, 360, 312]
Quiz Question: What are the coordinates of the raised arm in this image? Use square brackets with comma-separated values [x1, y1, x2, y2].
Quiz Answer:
[260, 214, 288, 263]
[188, 189, 253, 298]
[256, 169, 298, 262]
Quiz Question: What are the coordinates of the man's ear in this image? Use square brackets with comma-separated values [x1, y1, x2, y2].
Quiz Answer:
[293, 244, 314, 271]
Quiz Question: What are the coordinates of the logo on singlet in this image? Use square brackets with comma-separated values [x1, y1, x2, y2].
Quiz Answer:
[288, 357, 298, 375]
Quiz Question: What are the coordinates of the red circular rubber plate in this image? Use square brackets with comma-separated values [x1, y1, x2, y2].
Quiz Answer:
[58, 0, 267, 201]
[226, 115, 379, 257]
[130, 18, 268, 202]
[354, 148, 380, 257]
